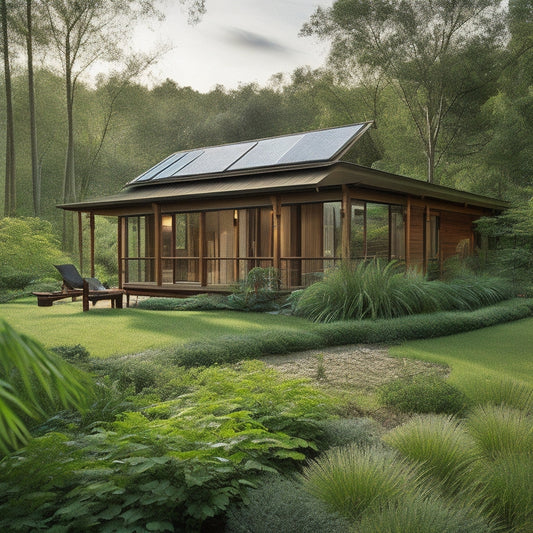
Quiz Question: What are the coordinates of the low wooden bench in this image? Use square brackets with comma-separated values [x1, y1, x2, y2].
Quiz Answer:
[32, 290, 83, 307]
[82, 280, 124, 311]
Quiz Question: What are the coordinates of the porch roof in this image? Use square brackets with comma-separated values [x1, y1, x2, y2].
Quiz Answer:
[58, 122, 508, 214]
[59, 161, 508, 213]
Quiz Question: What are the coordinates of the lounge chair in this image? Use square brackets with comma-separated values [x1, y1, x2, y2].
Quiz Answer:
[33, 265, 123, 310]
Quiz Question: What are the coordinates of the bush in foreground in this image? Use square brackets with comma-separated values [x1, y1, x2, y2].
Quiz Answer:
[378, 375, 470, 415]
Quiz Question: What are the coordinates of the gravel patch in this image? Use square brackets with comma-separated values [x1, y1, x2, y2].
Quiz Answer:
[262, 344, 449, 391]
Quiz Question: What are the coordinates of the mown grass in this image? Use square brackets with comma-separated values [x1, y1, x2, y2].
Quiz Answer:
[390, 317, 533, 397]
[0, 297, 311, 357]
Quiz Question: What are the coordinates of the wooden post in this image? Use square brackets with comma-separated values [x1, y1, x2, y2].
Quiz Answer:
[78, 211, 83, 274]
[233, 210, 239, 281]
[153, 203, 162, 285]
[341, 185, 351, 262]
[423, 204, 430, 275]
[199, 211, 207, 286]
[271, 196, 281, 273]
[89, 212, 95, 278]
[117, 216, 124, 289]
[405, 196, 411, 267]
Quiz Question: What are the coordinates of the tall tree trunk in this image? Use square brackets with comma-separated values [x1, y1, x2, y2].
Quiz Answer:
[26, 0, 40, 216]
[62, 35, 76, 250]
[1, 0, 15, 216]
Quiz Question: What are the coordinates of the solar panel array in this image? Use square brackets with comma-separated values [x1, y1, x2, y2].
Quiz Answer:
[130, 123, 368, 185]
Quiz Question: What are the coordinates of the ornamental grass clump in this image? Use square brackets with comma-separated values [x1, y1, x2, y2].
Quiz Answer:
[465, 405, 533, 460]
[294, 260, 512, 323]
[467, 452, 533, 531]
[472, 379, 533, 413]
[384, 415, 476, 493]
[356, 494, 496, 533]
[301, 445, 418, 520]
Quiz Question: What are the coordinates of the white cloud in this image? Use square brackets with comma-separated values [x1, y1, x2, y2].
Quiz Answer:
[130, 0, 333, 92]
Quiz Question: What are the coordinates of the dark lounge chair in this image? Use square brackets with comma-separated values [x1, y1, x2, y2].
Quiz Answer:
[33, 265, 123, 310]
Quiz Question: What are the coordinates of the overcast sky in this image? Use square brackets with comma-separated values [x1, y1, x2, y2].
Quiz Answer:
[132, 0, 334, 92]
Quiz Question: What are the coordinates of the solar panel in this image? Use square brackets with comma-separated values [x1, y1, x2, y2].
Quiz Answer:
[278, 124, 364, 165]
[129, 123, 371, 186]
[173, 142, 256, 177]
[165, 150, 204, 176]
[133, 152, 184, 182]
[228, 135, 304, 171]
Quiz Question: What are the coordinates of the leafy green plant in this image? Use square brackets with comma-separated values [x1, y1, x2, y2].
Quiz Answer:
[226, 267, 281, 312]
[302, 445, 418, 520]
[0, 321, 90, 454]
[378, 375, 470, 415]
[225, 474, 351, 533]
[51, 344, 91, 365]
[0, 361, 336, 531]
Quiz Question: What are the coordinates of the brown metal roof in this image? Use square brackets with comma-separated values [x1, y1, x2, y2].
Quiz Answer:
[59, 162, 508, 213]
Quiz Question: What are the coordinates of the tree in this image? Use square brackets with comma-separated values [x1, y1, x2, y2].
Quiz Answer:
[25, 0, 41, 215]
[0, 321, 90, 454]
[42, 0, 163, 248]
[302, 0, 507, 183]
[1, 0, 15, 216]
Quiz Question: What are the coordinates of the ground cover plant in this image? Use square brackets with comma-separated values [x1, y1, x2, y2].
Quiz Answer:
[0, 361, 338, 531]
[294, 260, 514, 322]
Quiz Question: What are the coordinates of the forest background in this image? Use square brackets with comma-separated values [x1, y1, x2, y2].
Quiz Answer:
[0, 0, 531, 252]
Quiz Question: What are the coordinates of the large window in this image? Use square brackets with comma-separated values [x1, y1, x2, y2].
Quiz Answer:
[125, 215, 154, 283]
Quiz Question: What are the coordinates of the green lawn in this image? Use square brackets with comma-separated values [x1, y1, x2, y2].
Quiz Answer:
[0, 297, 311, 358]
[390, 317, 533, 395]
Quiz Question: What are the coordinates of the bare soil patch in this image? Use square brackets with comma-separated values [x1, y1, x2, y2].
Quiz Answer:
[262, 344, 449, 391]
[262, 344, 449, 428]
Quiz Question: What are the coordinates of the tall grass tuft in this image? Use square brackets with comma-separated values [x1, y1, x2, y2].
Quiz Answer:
[357, 495, 497, 533]
[295, 260, 512, 323]
[301, 445, 418, 520]
[384, 415, 476, 493]
[465, 405, 533, 460]
[471, 379, 533, 414]
[467, 453, 533, 531]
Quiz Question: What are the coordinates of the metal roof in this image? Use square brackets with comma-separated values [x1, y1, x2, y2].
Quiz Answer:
[60, 161, 508, 212]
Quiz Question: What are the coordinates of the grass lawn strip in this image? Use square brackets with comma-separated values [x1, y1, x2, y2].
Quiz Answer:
[390, 317, 533, 394]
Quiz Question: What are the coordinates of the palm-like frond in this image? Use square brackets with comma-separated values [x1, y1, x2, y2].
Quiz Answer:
[0, 321, 90, 454]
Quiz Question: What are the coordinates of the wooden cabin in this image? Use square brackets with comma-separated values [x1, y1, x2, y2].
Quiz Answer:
[59, 123, 507, 298]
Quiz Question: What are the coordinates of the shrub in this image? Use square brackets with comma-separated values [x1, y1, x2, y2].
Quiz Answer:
[384, 415, 476, 492]
[302, 445, 418, 520]
[0, 218, 69, 284]
[225, 474, 351, 533]
[316, 417, 382, 449]
[51, 344, 91, 365]
[357, 495, 496, 533]
[226, 267, 281, 312]
[378, 376, 470, 415]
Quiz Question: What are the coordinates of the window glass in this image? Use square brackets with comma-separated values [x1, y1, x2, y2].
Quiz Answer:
[366, 203, 390, 258]
[323, 202, 341, 258]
